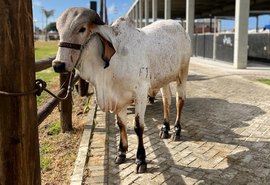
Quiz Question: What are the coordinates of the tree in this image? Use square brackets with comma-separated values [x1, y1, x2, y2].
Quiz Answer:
[35, 26, 42, 34]
[42, 8, 54, 41]
[46, 22, 57, 32]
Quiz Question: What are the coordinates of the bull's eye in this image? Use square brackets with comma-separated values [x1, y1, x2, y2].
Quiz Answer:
[79, 27, 86, 33]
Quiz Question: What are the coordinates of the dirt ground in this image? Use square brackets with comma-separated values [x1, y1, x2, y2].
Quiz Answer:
[38, 88, 91, 185]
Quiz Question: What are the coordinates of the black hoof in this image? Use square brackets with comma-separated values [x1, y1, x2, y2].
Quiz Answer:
[148, 96, 155, 104]
[115, 154, 126, 164]
[159, 130, 170, 139]
[135, 160, 147, 173]
[159, 124, 170, 139]
[171, 132, 181, 141]
[171, 126, 181, 141]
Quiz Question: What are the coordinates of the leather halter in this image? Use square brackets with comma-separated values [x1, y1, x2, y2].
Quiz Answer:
[57, 33, 110, 69]
[59, 42, 82, 50]
[58, 34, 97, 68]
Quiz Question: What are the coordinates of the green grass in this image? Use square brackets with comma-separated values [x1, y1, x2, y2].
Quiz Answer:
[35, 41, 58, 60]
[35, 41, 58, 105]
[40, 143, 52, 172]
[47, 121, 61, 135]
[258, 79, 270, 85]
[36, 68, 59, 105]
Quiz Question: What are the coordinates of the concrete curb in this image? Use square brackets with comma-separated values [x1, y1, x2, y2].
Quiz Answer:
[70, 97, 97, 185]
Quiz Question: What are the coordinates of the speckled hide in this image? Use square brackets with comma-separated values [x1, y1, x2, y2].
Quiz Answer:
[90, 17, 191, 113]
[53, 7, 191, 173]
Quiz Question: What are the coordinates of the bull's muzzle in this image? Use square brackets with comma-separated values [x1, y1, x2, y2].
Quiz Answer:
[52, 61, 66, 73]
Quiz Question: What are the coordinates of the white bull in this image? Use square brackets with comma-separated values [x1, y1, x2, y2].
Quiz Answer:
[53, 7, 191, 173]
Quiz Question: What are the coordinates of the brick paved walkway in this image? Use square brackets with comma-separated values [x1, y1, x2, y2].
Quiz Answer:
[83, 58, 270, 185]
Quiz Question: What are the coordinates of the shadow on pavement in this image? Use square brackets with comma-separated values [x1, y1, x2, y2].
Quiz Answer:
[139, 96, 268, 184]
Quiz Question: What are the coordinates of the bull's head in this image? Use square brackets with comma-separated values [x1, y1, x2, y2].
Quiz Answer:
[52, 7, 115, 73]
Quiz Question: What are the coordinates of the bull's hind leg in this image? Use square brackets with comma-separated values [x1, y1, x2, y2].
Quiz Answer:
[115, 108, 128, 164]
[172, 65, 188, 141]
[159, 84, 172, 139]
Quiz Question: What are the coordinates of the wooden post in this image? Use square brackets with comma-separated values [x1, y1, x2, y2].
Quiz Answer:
[76, 79, 89, 96]
[0, 0, 41, 184]
[60, 73, 73, 132]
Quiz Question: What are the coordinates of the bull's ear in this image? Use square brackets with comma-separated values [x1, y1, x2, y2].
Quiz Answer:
[97, 33, 116, 68]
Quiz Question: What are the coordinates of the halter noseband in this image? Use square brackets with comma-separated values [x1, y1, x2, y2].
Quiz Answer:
[59, 42, 82, 50]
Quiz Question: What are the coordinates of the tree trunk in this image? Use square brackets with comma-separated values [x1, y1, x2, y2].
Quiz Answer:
[0, 0, 41, 184]
[45, 17, 48, 41]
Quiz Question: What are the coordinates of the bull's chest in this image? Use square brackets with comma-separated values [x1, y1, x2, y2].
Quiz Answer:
[95, 87, 133, 113]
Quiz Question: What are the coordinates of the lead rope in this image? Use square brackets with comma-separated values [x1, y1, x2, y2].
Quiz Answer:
[42, 71, 74, 101]
[0, 71, 74, 101]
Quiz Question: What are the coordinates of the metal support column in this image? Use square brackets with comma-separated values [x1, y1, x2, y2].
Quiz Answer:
[233, 0, 250, 69]
[165, 0, 171, 19]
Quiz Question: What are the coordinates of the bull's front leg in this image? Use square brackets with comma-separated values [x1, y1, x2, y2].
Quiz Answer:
[115, 108, 128, 164]
[134, 92, 148, 173]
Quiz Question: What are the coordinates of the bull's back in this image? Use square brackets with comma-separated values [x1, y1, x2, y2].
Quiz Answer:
[142, 20, 191, 89]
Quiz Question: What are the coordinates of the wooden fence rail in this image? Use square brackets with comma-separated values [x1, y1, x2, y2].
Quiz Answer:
[37, 88, 65, 125]
[35, 57, 55, 72]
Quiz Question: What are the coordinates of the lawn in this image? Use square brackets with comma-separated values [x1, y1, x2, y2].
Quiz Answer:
[35, 40, 58, 60]
[35, 41, 59, 105]
[258, 79, 270, 86]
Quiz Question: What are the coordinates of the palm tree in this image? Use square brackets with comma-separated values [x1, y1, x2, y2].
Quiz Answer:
[42, 8, 54, 41]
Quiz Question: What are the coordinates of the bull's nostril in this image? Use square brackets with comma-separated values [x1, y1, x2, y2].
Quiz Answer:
[53, 62, 66, 73]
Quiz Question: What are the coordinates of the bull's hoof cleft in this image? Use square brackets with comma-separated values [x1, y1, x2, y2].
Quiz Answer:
[115, 154, 126, 164]
[171, 133, 181, 141]
[135, 160, 147, 173]
[159, 130, 170, 139]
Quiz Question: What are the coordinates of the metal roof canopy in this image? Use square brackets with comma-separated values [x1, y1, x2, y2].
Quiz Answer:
[144, 0, 270, 19]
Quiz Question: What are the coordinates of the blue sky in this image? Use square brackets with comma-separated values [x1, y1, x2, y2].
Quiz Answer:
[32, 0, 133, 29]
[222, 15, 270, 31]
[32, 0, 270, 31]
